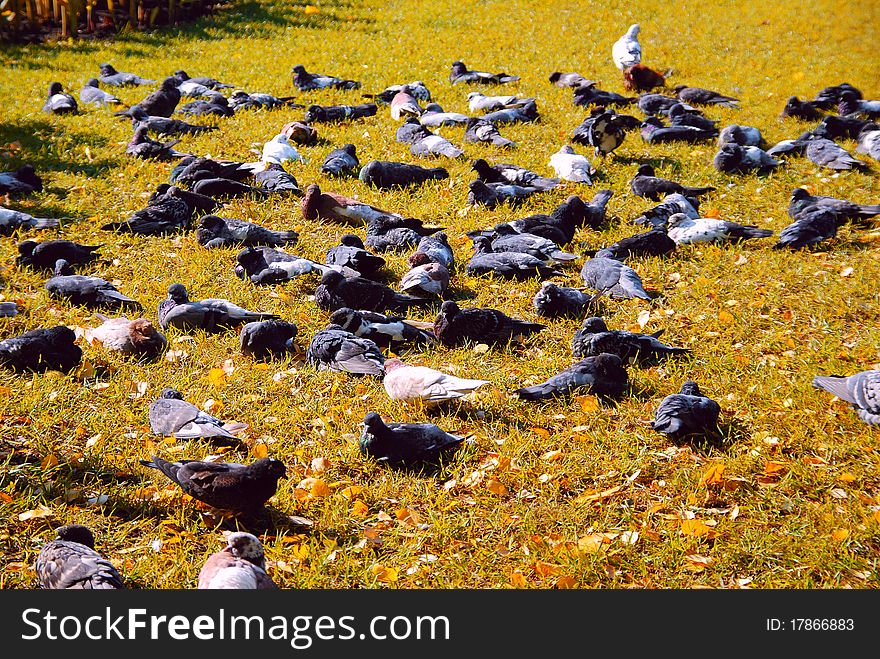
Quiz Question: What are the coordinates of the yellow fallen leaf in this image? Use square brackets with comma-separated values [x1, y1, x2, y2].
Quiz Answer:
[718, 309, 735, 325]
[831, 529, 849, 543]
[395, 508, 420, 525]
[531, 427, 550, 438]
[555, 575, 577, 589]
[370, 564, 398, 583]
[510, 570, 528, 588]
[303, 4, 320, 14]
[838, 473, 856, 483]
[700, 462, 726, 486]
[680, 519, 716, 538]
[575, 395, 600, 413]
[573, 485, 621, 505]
[250, 443, 269, 459]
[541, 450, 563, 461]
[207, 368, 227, 388]
[310, 479, 331, 498]
[18, 505, 53, 521]
[41, 454, 60, 469]
[534, 561, 563, 578]
[340, 485, 364, 500]
[486, 479, 509, 495]
[351, 500, 369, 517]
[203, 398, 224, 414]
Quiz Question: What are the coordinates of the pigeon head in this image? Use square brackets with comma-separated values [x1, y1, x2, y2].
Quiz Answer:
[714, 143, 743, 171]
[791, 187, 811, 201]
[466, 92, 481, 101]
[838, 90, 858, 103]
[235, 247, 268, 275]
[360, 412, 386, 436]
[383, 358, 408, 373]
[304, 105, 326, 123]
[438, 300, 460, 320]
[159, 77, 179, 91]
[48, 82, 64, 96]
[230, 90, 250, 101]
[255, 457, 287, 481]
[166, 283, 189, 302]
[859, 122, 880, 136]
[642, 116, 664, 129]
[54, 524, 96, 548]
[130, 318, 161, 340]
[320, 269, 345, 287]
[159, 387, 184, 400]
[666, 213, 690, 229]
[492, 223, 517, 235]
[636, 164, 655, 176]
[425, 103, 444, 113]
[407, 251, 434, 267]
[580, 316, 609, 334]
[471, 235, 493, 254]
[15, 164, 42, 190]
[548, 72, 562, 84]
[99, 63, 118, 75]
[470, 159, 493, 177]
[85, 78, 101, 88]
[339, 234, 365, 248]
[53, 259, 73, 276]
[668, 102, 687, 117]
[300, 183, 321, 220]
[291, 65, 307, 75]
[17, 240, 37, 258]
[627, 23, 640, 36]
[557, 144, 576, 155]
[671, 85, 688, 95]
[172, 70, 190, 81]
[198, 214, 226, 236]
[450, 61, 467, 77]
[342, 143, 357, 156]
[225, 532, 265, 568]
[680, 380, 703, 397]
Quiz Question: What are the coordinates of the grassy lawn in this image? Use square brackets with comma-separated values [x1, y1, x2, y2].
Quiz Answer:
[0, 0, 878, 589]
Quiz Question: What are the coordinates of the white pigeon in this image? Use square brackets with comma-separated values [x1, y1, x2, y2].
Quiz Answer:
[612, 24, 642, 71]
[261, 133, 302, 165]
[665, 213, 773, 245]
[856, 124, 880, 161]
[548, 145, 595, 183]
[177, 79, 213, 98]
[467, 92, 534, 113]
[383, 358, 490, 404]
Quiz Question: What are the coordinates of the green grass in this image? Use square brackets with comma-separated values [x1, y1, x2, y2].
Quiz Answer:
[1, 0, 879, 589]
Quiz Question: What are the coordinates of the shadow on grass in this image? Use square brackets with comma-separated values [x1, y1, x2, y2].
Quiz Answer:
[0, 119, 116, 179]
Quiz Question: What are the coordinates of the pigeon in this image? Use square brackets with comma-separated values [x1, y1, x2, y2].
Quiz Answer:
[42, 82, 78, 114]
[856, 123, 880, 160]
[281, 120, 319, 145]
[383, 358, 488, 404]
[580, 256, 652, 300]
[363, 81, 432, 104]
[325, 234, 386, 277]
[804, 137, 867, 170]
[148, 387, 247, 442]
[573, 110, 627, 157]
[306, 325, 385, 376]
[548, 72, 593, 88]
[174, 77, 213, 98]
[572, 82, 637, 109]
[196, 215, 298, 249]
[17, 239, 101, 271]
[359, 160, 449, 189]
[773, 209, 839, 250]
[515, 353, 628, 400]
[717, 124, 764, 147]
[262, 133, 302, 165]
[482, 100, 539, 124]
[630, 164, 715, 201]
[390, 87, 425, 120]
[321, 144, 360, 177]
[595, 226, 677, 260]
[0, 302, 18, 317]
[198, 532, 276, 590]
[788, 187, 880, 225]
[34, 525, 124, 590]
[255, 162, 302, 195]
[464, 116, 515, 147]
[129, 107, 218, 136]
[301, 182, 407, 226]
[480, 226, 579, 263]
[234, 246, 340, 284]
[532, 281, 599, 318]
[781, 96, 823, 121]
[472, 158, 560, 190]
[79, 79, 124, 106]
[0, 325, 81, 373]
[764, 130, 828, 158]
[641, 117, 718, 144]
[315, 269, 434, 313]
[399, 259, 450, 297]
[623, 64, 668, 92]
[467, 179, 541, 208]
[632, 192, 700, 227]
[99, 63, 155, 87]
[173, 70, 235, 91]
[672, 85, 739, 108]
[115, 76, 181, 118]
[811, 83, 862, 110]
[303, 103, 377, 123]
[140, 455, 287, 513]
[328, 307, 436, 350]
[45, 259, 142, 311]
[367, 216, 444, 254]
[292, 64, 361, 91]
[637, 93, 700, 116]
[359, 412, 466, 469]
[85, 315, 167, 361]
[126, 126, 190, 160]
[651, 380, 721, 440]
[713, 143, 781, 173]
[177, 92, 234, 117]
[467, 237, 562, 281]
[420, 103, 471, 128]
[838, 91, 880, 120]
[814, 114, 874, 141]
[668, 103, 719, 131]
[397, 119, 463, 158]
[612, 24, 642, 70]
[239, 320, 299, 361]
[158, 283, 279, 332]
[170, 156, 256, 186]
[0, 164, 42, 196]
[549, 145, 595, 183]
[492, 191, 611, 243]
[101, 185, 217, 235]
[433, 300, 545, 347]
[813, 370, 880, 426]
[450, 61, 520, 85]
[665, 213, 773, 245]
[229, 90, 302, 111]
[572, 316, 690, 364]
[409, 232, 455, 270]
[467, 92, 535, 113]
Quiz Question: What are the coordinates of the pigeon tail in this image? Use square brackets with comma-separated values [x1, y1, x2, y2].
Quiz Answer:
[812, 375, 856, 404]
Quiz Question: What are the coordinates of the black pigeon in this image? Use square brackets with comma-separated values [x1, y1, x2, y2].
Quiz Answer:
[329, 307, 436, 350]
[595, 225, 677, 260]
[788, 187, 880, 225]
[573, 109, 627, 157]
[773, 208, 839, 250]
[632, 193, 700, 227]
[811, 83, 862, 110]
[481, 100, 539, 124]
[126, 126, 190, 160]
[171, 156, 255, 187]
[129, 106, 218, 137]
[360, 412, 466, 470]
[467, 180, 540, 208]
[471, 158, 560, 190]
[240, 320, 299, 361]
[668, 103, 719, 131]
[433, 300, 544, 347]
[363, 81, 432, 105]
[0, 325, 81, 373]
[321, 144, 360, 177]
[306, 325, 385, 376]
[102, 185, 218, 235]
[45, 259, 142, 311]
[115, 77, 181, 118]
[304, 103, 377, 123]
[467, 237, 562, 281]
[191, 177, 268, 199]
[35, 525, 124, 590]
[572, 82, 636, 108]
[580, 256, 651, 300]
[572, 316, 690, 364]
[464, 117, 515, 147]
[315, 270, 433, 313]
[140, 456, 287, 514]
[515, 353, 628, 400]
[637, 93, 697, 116]
[149, 387, 246, 442]
[641, 116, 718, 143]
[486, 191, 610, 244]
[478, 226, 578, 262]
[158, 283, 279, 332]
[234, 246, 337, 284]
[229, 90, 303, 111]
[255, 162, 302, 195]
[326, 234, 386, 278]
[173, 69, 235, 90]
[532, 281, 598, 318]
[178, 93, 234, 117]
[0, 164, 42, 196]
[0, 302, 17, 317]
[99, 63, 155, 87]
[672, 85, 739, 108]
[804, 137, 867, 170]
[713, 143, 780, 174]
[359, 160, 448, 189]
[813, 114, 873, 141]
[79, 78, 124, 107]
[17, 239, 101, 271]
[838, 91, 880, 120]
[365, 216, 444, 253]
[292, 64, 361, 91]
[630, 164, 715, 201]
[449, 61, 519, 85]
[42, 82, 78, 114]
[651, 380, 721, 440]
[813, 370, 880, 426]
[196, 215, 298, 249]
[409, 232, 455, 270]
[781, 96, 823, 121]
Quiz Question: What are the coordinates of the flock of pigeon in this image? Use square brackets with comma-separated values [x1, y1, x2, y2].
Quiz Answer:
[3, 22, 879, 590]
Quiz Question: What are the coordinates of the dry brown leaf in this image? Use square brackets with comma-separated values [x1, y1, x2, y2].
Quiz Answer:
[18, 505, 53, 521]
[486, 479, 509, 496]
[555, 575, 577, 589]
[573, 485, 621, 505]
[718, 309, 735, 325]
[510, 570, 528, 588]
[250, 442, 269, 459]
[351, 500, 369, 518]
[700, 462, 726, 486]
[41, 454, 60, 469]
[533, 561, 563, 578]
[531, 427, 550, 438]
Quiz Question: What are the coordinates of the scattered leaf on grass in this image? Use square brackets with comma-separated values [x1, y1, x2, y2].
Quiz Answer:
[18, 505, 52, 521]
[370, 564, 398, 583]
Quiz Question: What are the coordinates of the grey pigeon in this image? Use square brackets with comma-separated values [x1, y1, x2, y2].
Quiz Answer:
[532, 281, 599, 318]
[99, 63, 155, 87]
[198, 533, 277, 590]
[399, 260, 450, 297]
[717, 124, 764, 147]
[365, 216, 445, 253]
[632, 192, 700, 227]
[812, 83, 862, 110]
[580, 256, 651, 300]
[666, 212, 773, 245]
[489, 191, 611, 243]
[421, 103, 471, 128]
[325, 234, 386, 278]
[359, 412, 466, 470]
[0, 164, 42, 196]
[35, 525, 124, 590]
[149, 387, 247, 442]
[42, 82, 78, 114]
[292, 64, 361, 91]
[668, 103, 719, 131]
[672, 85, 739, 108]
[234, 246, 339, 285]
[433, 300, 544, 347]
[128, 106, 218, 137]
[79, 79, 123, 107]
[328, 307, 436, 350]
[409, 232, 455, 270]
[572, 82, 636, 108]
[788, 187, 880, 225]
[45, 259, 142, 311]
[804, 137, 867, 170]
[239, 320, 299, 361]
[229, 90, 302, 111]
[482, 100, 539, 124]
[515, 353, 628, 400]
[255, 162, 302, 195]
[837, 90, 880, 120]
[303, 102, 377, 123]
[480, 228, 579, 263]
[813, 370, 880, 426]
[467, 240, 562, 281]
[471, 158, 560, 190]
[0, 325, 81, 373]
[464, 116, 515, 147]
[781, 96, 823, 121]
[572, 316, 690, 364]
[173, 69, 235, 90]
[549, 71, 592, 88]
[856, 122, 880, 160]
[713, 143, 780, 173]
[359, 160, 449, 189]
[651, 380, 721, 439]
[315, 270, 434, 313]
[0, 302, 18, 317]
[126, 126, 190, 160]
[101, 185, 218, 235]
[773, 209, 839, 250]
[306, 325, 385, 376]
[17, 239, 101, 271]
[114, 77, 181, 118]
[641, 116, 718, 143]
[630, 164, 715, 201]
[158, 283, 279, 332]
[467, 92, 535, 113]
[196, 215, 298, 249]
[450, 61, 520, 85]
[467, 179, 541, 208]
[177, 92, 234, 117]
[363, 81, 432, 105]
[813, 114, 871, 141]
[321, 144, 360, 177]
